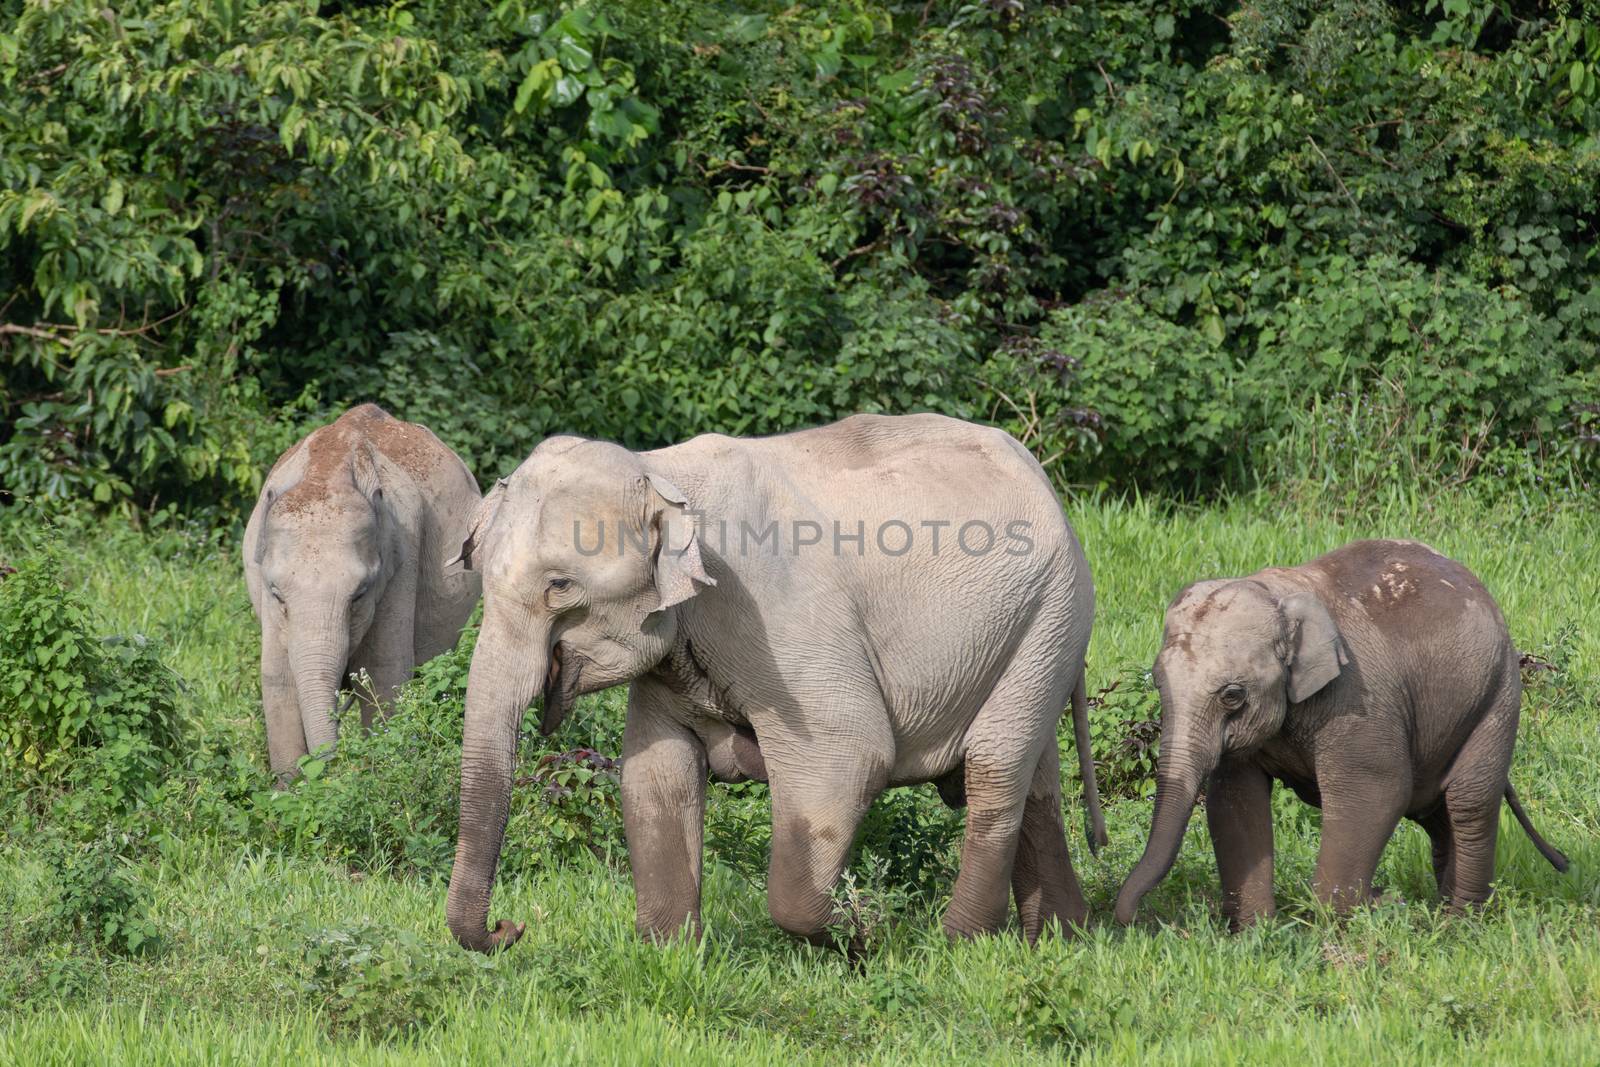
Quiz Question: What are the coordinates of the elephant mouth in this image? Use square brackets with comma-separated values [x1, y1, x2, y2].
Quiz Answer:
[539, 643, 581, 736]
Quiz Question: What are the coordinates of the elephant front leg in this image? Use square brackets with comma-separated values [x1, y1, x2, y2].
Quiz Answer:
[621, 682, 708, 941]
[349, 577, 417, 730]
[1206, 757, 1276, 929]
[1312, 779, 1408, 913]
[763, 718, 892, 950]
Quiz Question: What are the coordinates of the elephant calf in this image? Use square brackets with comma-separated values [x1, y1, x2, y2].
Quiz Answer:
[1115, 539, 1567, 928]
[244, 404, 481, 783]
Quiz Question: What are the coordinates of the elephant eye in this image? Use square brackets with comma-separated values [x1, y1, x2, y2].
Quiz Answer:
[548, 577, 572, 592]
[1220, 684, 1247, 709]
[269, 586, 285, 604]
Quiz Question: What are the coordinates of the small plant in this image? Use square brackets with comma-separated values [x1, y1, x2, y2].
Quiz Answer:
[515, 747, 623, 864]
[38, 830, 160, 957]
[297, 921, 493, 1038]
[859, 966, 926, 1018]
[1084, 669, 1163, 800]
[851, 785, 963, 904]
[704, 779, 774, 889]
[1006, 969, 1134, 1051]
[1424, 992, 1490, 1037]
[828, 852, 912, 959]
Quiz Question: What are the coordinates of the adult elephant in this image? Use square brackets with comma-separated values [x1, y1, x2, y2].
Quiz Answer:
[445, 414, 1105, 953]
[244, 404, 481, 784]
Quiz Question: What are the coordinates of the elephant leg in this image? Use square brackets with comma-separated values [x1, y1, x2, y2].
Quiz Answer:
[1417, 807, 1456, 902]
[763, 709, 893, 948]
[261, 619, 307, 785]
[1441, 690, 1519, 908]
[945, 653, 1069, 940]
[347, 579, 417, 730]
[1312, 779, 1408, 913]
[1207, 757, 1276, 929]
[1011, 743, 1088, 943]
[621, 680, 708, 941]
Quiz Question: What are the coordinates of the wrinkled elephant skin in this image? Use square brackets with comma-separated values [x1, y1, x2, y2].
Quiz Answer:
[444, 414, 1105, 953]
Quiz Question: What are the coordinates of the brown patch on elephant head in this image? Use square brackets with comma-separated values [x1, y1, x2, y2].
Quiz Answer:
[272, 404, 448, 516]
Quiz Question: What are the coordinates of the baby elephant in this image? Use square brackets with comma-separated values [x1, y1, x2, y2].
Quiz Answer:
[244, 404, 481, 783]
[1115, 539, 1567, 928]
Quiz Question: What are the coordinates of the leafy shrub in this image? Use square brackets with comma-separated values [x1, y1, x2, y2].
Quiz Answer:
[37, 829, 160, 957]
[704, 779, 774, 889]
[1082, 669, 1162, 801]
[1022, 295, 1244, 488]
[296, 921, 493, 1038]
[0, 541, 186, 809]
[517, 748, 623, 864]
[828, 853, 914, 958]
[260, 624, 629, 879]
[1005, 969, 1134, 1051]
[850, 787, 963, 904]
[7, 0, 1598, 508]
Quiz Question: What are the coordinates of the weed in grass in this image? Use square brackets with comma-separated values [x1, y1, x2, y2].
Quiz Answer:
[296, 920, 495, 1039]
[36, 829, 160, 957]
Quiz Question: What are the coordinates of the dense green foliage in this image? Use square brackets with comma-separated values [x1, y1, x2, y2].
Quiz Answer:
[3, 0, 1597, 509]
[0, 542, 186, 812]
[2, 494, 1596, 1061]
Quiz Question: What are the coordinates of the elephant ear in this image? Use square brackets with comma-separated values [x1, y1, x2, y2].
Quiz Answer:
[1279, 591, 1347, 703]
[645, 473, 715, 612]
[252, 443, 311, 565]
[448, 478, 508, 572]
[350, 441, 384, 507]
[252, 488, 279, 565]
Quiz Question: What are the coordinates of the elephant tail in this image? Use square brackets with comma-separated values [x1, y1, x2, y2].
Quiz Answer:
[1071, 671, 1108, 857]
[1505, 783, 1569, 873]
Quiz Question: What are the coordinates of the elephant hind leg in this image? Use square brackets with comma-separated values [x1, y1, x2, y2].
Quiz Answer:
[1011, 744, 1088, 943]
[1440, 691, 1520, 909]
[1417, 807, 1456, 903]
[945, 641, 1075, 940]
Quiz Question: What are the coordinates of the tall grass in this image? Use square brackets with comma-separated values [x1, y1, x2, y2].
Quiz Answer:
[2, 491, 1597, 1064]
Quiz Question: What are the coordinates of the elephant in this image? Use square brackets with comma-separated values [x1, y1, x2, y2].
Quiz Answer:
[244, 404, 481, 784]
[1114, 538, 1569, 928]
[444, 413, 1106, 953]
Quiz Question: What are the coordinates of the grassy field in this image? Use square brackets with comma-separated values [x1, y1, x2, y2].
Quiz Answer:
[2, 491, 1598, 1065]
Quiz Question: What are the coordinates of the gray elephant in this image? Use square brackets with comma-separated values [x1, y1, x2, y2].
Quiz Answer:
[1115, 539, 1568, 928]
[244, 404, 481, 783]
[444, 413, 1105, 952]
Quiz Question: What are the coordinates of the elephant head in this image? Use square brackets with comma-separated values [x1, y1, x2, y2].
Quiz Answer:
[1114, 579, 1346, 925]
[255, 443, 393, 760]
[445, 438, 713, 953]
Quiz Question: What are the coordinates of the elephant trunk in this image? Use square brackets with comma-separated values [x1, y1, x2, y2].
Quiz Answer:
[447, 617, 545, 953]
[289, 615, 350, 758]
[1113, 740, 1211, 925]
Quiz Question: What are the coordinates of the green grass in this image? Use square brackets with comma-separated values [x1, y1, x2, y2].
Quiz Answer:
[3, 492, 1598, 1065]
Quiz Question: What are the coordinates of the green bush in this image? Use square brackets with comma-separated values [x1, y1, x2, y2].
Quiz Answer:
[1081, 668, 1162, 801]
[37, 829, 160, 957]
[256, 623, 629, 879]
[296, 921, 494, 1038]
[0, 542, 186, 809]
